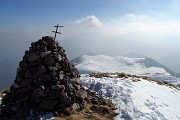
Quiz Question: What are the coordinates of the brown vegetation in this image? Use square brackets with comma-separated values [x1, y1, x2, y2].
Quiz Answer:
[89, 72, 180, 90]
[52, 90, 118, 120]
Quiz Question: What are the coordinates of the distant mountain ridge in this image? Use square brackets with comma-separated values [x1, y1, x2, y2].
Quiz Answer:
[124, 52, 145, 58]
[139, 57, 179, 77]
[71, 55, 180, 84]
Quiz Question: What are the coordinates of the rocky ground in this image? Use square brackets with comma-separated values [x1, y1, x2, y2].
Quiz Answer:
[0, 89, 117, 120]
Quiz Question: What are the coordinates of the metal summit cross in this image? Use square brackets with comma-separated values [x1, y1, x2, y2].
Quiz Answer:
[52, 24, 63, 41]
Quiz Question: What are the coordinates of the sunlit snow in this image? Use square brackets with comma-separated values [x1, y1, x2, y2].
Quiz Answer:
[74, 55, 180, 85]
[81, 75, 180, 120]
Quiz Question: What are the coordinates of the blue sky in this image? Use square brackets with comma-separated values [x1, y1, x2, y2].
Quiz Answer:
[1, 0, 180, 29]
[1, 0, 180, 71]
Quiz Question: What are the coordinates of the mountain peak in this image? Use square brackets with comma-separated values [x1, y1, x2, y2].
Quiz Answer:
[71, 55, 180, 85]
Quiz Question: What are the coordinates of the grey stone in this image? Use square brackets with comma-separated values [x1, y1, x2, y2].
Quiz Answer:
[30, 94, 41, 103]
[38, 74, 51, 82]
[34, 65, 46, 77]
[44, 54, 54, 66]
[10, 104, 21, 112]
[16, 104, 29, 120]
[25, 70, 32, 78]
[20, 79, 32, 86]
[58, 73, 65, 80]
[33, 88, 45, 97]
[12, 83, 20, 89]
[42, 36, 53, 42]
[51, 85, 65, 92]
[76, 90, 82, 98]
[49, 43, 57, 49]
[75, 84, 81, 90]
[51, 76, 58, 83]
[49, 71, 57, 77]
[19, 62, 28, 70]
[48, 90, 60, 99]
[64, 76, 70, 81]
[65, 97, 71, 105]
[40, 51, 51, 58]
[48, 66, 58, 71]
[30, 88, 45, 103]
[39, 100, 58, 110]
[39, 40, 48, 46]
[65, 84, 73, 92]
[28, 53, 39, 62]
[71, 103, 80, 111]
[60, 92, 68, 102]
[75, 78, 82, 85]
[15, 87, 29, 95]
[15, 94, 29, 104]
[81, 91, 87, 100]
[55, 54, 63, 61]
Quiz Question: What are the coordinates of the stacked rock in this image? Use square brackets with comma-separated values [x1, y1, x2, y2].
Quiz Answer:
[0, 36, 87, 120]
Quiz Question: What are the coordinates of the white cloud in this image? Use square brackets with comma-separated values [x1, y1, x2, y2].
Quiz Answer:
[75, 15, 103, 27]
[126, 13, 136, 18]
[101, 13, 180, 36]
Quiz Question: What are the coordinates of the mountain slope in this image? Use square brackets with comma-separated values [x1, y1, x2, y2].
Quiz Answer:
[71, 55, 180, 85]
[159, 53, 180, 74]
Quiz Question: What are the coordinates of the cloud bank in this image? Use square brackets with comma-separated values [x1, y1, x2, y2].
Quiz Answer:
[61, 14, 180, 60]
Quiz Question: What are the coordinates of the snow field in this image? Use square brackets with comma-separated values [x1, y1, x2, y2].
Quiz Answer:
[76, 55, 168, 76]
[75, 55, 180, 85]
[81, 75, 180, 120]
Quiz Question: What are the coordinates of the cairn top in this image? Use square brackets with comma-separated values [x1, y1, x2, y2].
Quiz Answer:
[52, 24, 63, 41]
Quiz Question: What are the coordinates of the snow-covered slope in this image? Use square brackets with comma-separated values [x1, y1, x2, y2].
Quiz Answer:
[82, 75, 180, 120]
[73, 55, 161, 74]
[71, 55, 180, 85]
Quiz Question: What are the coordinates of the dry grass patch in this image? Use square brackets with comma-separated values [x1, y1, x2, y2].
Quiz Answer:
[88, 72, 180, 90]
[52, 91, 118, 120]
[0, 89, 10, 98]
[0, 92, 3, 98]
[53, 104, 117, 120]
[89, 73, 111, 78]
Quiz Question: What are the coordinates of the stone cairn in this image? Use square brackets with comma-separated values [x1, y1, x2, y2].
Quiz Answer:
[0, 36, 88, 120]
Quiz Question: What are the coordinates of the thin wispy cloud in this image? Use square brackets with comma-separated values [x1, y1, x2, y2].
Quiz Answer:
[72, 14, 180, 37]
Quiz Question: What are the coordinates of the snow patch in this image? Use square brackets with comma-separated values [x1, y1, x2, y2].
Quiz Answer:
[28, 109, 55, 120]
[40, 113, 54, 120]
